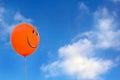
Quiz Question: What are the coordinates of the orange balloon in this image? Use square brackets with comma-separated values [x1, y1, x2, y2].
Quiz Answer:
[11, 23, 40, 57]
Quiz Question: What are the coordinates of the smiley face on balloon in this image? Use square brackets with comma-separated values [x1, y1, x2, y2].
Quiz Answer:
[11, 23, 40, 57]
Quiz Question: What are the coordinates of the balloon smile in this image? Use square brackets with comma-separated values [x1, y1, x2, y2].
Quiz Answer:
[27, 37, 37, 48]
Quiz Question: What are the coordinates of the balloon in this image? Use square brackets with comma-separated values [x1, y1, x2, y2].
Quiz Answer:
[11, 23, 40, 57]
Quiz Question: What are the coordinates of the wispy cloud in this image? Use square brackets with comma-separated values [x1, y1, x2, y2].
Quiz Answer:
[112, 0, 120, 2]
[40, 7, 120, 80]
[0, 6, 32, 43]
[14, 12, 32, 22]
[79, 2, 89, 12]
[91, 8, 120, 50]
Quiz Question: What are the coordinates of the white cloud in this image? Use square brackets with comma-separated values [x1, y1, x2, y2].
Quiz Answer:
[58, 39, 113, 80]
[60, 57, 112, 80]
[59, 39, 94, 58]
[41, 39, 113, 80]
[41, 7, 120, 80]
[0, 6, 32, 42]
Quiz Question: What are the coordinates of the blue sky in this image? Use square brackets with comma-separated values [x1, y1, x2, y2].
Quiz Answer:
[0, 0, 120, 80]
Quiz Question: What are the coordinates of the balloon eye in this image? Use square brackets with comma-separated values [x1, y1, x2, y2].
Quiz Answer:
[36, 32, 39, 36]
[32, 30, 34, 34]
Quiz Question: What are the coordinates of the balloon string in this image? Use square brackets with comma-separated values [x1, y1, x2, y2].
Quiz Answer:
[24, 57, 28, 80]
